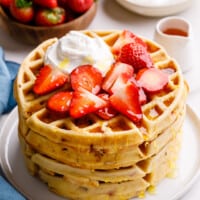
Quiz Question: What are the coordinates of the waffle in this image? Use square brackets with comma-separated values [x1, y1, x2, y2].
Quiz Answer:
[14, 30, 189, 199]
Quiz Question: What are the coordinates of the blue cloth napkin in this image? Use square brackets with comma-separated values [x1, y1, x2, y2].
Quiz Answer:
[0, 48, 25, 199]
[0, 47, 20, 114]
[0, 175, 25, 200]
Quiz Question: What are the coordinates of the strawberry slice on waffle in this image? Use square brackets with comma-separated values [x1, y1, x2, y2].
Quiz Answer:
[33, 65, 69, 95]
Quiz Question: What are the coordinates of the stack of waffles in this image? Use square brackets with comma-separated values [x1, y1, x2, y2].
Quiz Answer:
[14, 30, 188, 199]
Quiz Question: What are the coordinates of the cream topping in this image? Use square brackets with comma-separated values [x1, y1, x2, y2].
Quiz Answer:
[45, 31, 114, 74]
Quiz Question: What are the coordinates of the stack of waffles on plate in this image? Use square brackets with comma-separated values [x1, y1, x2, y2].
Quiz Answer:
[14, 30, 188, 200]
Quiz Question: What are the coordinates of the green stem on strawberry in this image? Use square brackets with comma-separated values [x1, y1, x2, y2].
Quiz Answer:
[15, 0, 32, 8]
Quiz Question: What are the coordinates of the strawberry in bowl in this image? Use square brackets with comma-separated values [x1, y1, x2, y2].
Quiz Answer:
[0, 0, 97, 44]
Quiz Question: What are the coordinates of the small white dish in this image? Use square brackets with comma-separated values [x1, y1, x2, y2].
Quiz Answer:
[115, 0, 194, 17]
[154, 16, 194, 73]
[1, 105, 200, 200]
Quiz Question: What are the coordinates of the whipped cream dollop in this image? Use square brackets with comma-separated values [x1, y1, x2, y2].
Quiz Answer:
[45, 31, 114, 74]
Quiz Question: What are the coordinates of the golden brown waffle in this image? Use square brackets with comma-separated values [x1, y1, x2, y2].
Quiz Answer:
[18, 111, 183, 200]
[14, 30, 189, 199]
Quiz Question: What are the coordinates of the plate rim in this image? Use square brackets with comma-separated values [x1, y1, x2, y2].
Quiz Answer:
[120, 0, 192, 8]
[1, 105, 200, 200]
[115, 0, 193, 17]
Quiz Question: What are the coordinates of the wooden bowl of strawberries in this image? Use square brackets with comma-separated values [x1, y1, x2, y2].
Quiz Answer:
[0, 0, 97, 45]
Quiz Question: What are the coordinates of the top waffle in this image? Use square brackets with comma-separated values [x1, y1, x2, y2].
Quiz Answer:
[14, 30, 188, 169]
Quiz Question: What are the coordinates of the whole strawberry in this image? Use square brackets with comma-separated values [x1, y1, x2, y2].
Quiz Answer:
[10, 0, 34, 24]
[33, 0, 58, 9]
[35, 7, 66, 26]
[118, 43, 153, 71]
[0, 0, 11, 7]
[67, 0, 94, 13]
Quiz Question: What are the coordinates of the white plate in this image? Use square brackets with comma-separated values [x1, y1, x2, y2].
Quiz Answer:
[1, 105, 200, 200]
[115, 0, 194, 17]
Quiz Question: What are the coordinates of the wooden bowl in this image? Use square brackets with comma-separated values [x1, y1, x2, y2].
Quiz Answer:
[0, 3, 97, 45]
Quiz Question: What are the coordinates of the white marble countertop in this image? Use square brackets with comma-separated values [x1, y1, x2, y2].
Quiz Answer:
[1, 0, 200, 199]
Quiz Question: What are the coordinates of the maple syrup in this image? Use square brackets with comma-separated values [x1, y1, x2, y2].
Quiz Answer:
[163, 28, 188, 37]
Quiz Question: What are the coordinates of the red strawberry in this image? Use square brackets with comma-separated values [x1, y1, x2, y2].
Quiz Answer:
[129, 77, 147, 105]
[102, 62, 134, 93]
[33, 65, 69, 95]
[118, 43, 153, 71]
[110, 74, 142, 122]
[35, 7, 66, 26]
[0, 0, 11, 7]
[69, 88, 107, 118]
[136, 68, 169, 93]
[95, 93, 117, 120]
[57, 0, 68, 7]
[70, 65, 103, 94]
[10, 0, 34, 24]
[138, 87, 147, 105]
[47, 91, 73, 116]
[111, 30, 147, 55]
[67, 0, 93, 13]
[33, 0, 58, 8]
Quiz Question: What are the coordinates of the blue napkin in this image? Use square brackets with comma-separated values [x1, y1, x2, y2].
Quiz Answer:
[0, 175, 25, 200]
[0, 48, 25, 199]
[0, 47, 20, 114]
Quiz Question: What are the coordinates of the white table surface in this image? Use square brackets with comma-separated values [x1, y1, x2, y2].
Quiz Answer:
[1, 0, 200, 199]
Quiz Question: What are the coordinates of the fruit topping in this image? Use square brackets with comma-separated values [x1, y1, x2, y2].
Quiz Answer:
[117, 42, 153, 70]
[70, 65, 103, 94]
[33, 65, 69, 95]
[95, 93, 118, 120]
[102, 62, 134, 93]
[136, 68, 169, 93]
[69, 88, 107, 118]
[33, 30, 170, 123]
[47, 91, 73, 116]
[109, 74, 142, 123]
[111, 30, 147, 55]
[138, 87, 147, 105]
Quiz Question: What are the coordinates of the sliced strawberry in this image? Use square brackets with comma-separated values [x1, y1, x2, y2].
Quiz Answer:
[69, 88, 107, 118]
[70, 65, 103, 94]
[117, 43, 153, 71]
[136, 68, 169, 93]
[33, 65, 69, 95]
[111, 30, 147, 55]
[110, 74, 142, 123]
[138, 87, 147, 105]
[102, 62, 134, 93]
[95, 93, 118, 120]
[129, 77, 147, 105]
[47, 91, 73, 116]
